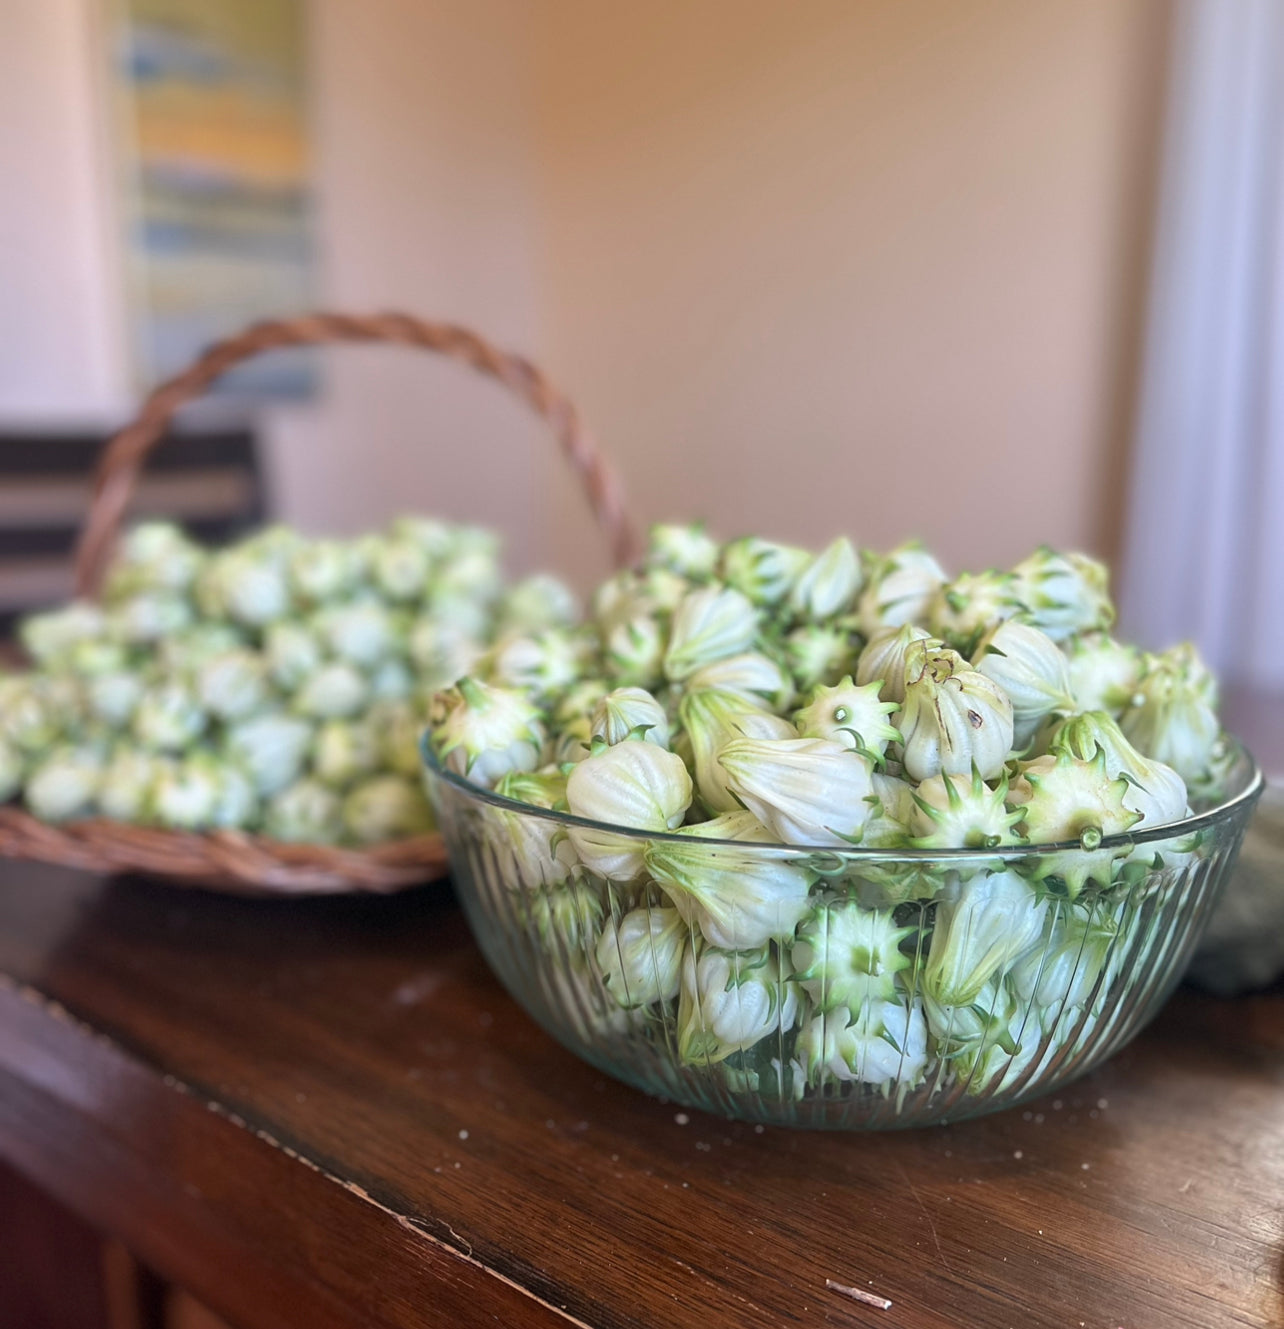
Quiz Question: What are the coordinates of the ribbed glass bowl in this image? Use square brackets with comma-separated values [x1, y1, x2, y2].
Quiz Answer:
[426, 746, 1263, 1130]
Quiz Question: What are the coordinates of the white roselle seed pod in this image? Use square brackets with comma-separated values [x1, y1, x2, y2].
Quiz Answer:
[685, 652, 794, 713]
[788, 536, 862, 621]
[373, 700, 423, 778]
[19, 601, 106, 667]
[896, 644, 1014, 782]
[794, 676, 900, 760]
[908, 769, 1025, 849]
[342, 775, 435, 843]
[923, 870, 1047, 1007]
[497, 574, 580, 635]
[264, 622, 324, 693]
[197, 650, 271, 723]
[663, 586, 759, 681]
[784, 623, 859, 692]
[564, 739, 692, 880]
[855, 541, 947, 637]
[718, 736, 876, 847]
[492, 768, 569, 811]
[210, 763, 258, 831]
[855, 623, 935, 704]
[264, 778, 344, 844]
[685, 809, 777, 842]
[591, 686, 671, 748]
[487, 629, 589, 700]
[719, 537, 811, 607]
[370, 658, 414, 701]
[66, 636, 129, 678]
[421, 593, 492, 646]
[1010, 748, 1139, 842]
[645, 522, 720, 581]
[972, 620, 1076, 748]
[795, 998, 928, 1090]
[226, 713, 314, 796]
[150, 755, 225, 831]
[1120, 646, 1224, 792]
[1008, 749, 1141, 895]
[678, 687, 795, 813]
[1010, 898, 1116, 1012]
[371, 535, 432, 601]
[923, 972, 1022, 1062]
[388, 514, 454, 562]
[677, 944, 800, 1065]
[1010, 546, 1115, 642]
[221, 549, 292, 628]
[430, 541, 503, 607]
[104, 521, 204, 599]
[791, 901, 914, 1011]
[25, 745, 103, 822]
[1064, 633, 1143, 716]
[408, 617, 485, 691]
[487, 773, 577, 889]
[133, 680, 207, 753]
[860, 772, 917, 849]
[644, 823, 812, 949]
[927, 570, 1025, 652]
[550, 714, 595, 766]
[592, 569, 648, 631]
[431, 677, 545, 788]
[1046, 710, 1189, 829]
[595, 906, 687, 1008]
[112, 591, 194, 645]
[605, 614, 667, 689]
[1159, 641, 1219, 707]
[313, 717, 382, 788]
[552, 678, 611, 732]
[292, 662, 370, 720]
[317, 599, 402, 669]
[98, 748, 162, 823]
[86, 671, 144, 729]
[289, 539, 361, 605]
[640, 566, 693, 615]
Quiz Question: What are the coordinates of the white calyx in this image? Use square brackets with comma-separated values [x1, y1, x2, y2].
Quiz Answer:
[896, 643, 1015, 781]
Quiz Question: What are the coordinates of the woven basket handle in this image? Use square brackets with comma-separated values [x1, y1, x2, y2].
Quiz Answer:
[74, 310, 639, 597]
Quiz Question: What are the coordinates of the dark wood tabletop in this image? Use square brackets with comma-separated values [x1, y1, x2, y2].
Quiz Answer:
[0, 862, 1280, 1329]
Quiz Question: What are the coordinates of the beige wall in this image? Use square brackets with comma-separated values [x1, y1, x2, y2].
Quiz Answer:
[267, 0, 547, 569]
[0, 0, 127, 420]
[533, 0, 1170, 586]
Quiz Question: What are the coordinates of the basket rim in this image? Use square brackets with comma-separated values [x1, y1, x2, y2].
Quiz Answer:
[0, 803, 450, 895]
[424, 737, 1264, 862]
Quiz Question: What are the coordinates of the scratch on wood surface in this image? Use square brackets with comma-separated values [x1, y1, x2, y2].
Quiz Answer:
[897, 1160, 951, 1273]
[668, 1255, 759, 1310]
[826, 1279, 893, 1310]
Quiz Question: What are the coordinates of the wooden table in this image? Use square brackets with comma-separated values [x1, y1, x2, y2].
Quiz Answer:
[0, 862, 1281, 1329]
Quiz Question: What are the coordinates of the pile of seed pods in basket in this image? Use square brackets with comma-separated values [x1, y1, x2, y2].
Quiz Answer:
[425, 524, 1236, 1101]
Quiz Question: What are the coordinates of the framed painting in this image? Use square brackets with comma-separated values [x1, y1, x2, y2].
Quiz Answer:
[108, 0, 317, 398]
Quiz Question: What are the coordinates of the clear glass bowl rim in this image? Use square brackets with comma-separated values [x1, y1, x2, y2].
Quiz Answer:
[424, 737, 1264, 865]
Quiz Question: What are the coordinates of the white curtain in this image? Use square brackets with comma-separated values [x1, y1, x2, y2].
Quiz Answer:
[1121, 0, 1284, 692]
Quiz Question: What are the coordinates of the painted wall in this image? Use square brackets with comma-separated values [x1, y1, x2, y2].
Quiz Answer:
[266, 0, 546, 569]
[533, 0, 1171, 586]
[0, 0, 126, 420]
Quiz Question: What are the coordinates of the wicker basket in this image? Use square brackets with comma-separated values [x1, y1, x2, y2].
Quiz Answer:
[0, 311, 638, 896]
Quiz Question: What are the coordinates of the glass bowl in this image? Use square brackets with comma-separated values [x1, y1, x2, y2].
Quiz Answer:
[426, 745, 1263, 1130]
